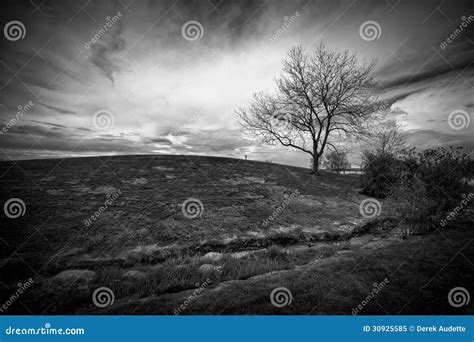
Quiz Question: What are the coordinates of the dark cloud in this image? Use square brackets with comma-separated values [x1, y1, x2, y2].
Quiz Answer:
[147, 137, 173, 144]
[87, 15, 126, 84]
[379, 58, 474, 90]
[38, 103, 77, 115]
[406, 129, 474, 152]
[29, 120, 68, 128]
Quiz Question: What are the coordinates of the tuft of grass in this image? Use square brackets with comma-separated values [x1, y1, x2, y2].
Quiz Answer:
[221, 257, 290, 281]
[265, 245, 289, 261]
[94, 259, 204, 299]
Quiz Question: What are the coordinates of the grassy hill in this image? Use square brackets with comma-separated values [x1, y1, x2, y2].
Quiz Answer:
[0, 155, 472, 314]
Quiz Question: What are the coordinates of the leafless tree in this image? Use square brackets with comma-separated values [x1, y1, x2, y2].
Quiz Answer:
[238, 43, 383, 173]
[370, 120, 407, 155]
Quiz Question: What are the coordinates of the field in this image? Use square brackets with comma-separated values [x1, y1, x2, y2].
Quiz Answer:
[0, 155, 472, 314]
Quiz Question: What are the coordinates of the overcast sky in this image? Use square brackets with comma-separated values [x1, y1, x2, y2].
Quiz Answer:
[0, 0, 473, 167]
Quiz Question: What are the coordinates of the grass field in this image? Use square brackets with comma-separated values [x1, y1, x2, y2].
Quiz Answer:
[0, 155, 472, 314]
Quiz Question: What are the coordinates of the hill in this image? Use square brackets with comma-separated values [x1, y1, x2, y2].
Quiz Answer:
[0, 155, 472, 314]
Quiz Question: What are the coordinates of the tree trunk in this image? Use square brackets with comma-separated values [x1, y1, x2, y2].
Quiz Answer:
[311, 142, 319, 174]
[312, 155, 319, 174]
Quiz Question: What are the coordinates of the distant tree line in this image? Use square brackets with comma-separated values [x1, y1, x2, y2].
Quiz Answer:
[322, 151, 351, 174]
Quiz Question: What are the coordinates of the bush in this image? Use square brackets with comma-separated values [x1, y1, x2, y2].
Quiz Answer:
[360, 151, 403, 198]
[363, 146, 472, 233]
[362, 147, 471, 201]
[402, 147, 471, 210]
[387, 172, 436, 235]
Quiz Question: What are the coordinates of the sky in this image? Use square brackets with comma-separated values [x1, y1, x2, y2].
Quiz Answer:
[0, 0, 473, 167]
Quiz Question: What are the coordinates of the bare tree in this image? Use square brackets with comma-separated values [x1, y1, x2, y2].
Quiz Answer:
[238, 43, 382, 173]
[371, 121, 407, 155]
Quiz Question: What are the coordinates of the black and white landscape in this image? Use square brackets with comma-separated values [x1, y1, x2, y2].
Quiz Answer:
[0, 0, 473, 315]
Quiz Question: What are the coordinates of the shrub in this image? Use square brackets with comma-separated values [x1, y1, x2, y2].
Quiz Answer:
[363, 146, 472, 233]
[402, 147, 472, 210]
[360, 150, 404, 198]
[362, 147, 471, 201]
[387, 172, 436, 235]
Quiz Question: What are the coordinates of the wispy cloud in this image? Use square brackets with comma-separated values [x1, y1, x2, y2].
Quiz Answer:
[38, 103, 77, 116]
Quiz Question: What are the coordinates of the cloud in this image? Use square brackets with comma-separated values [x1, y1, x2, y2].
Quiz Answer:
[87, 12, 125, 84]
[405, 129, 474, 152]
[38, 103, 77, 116]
